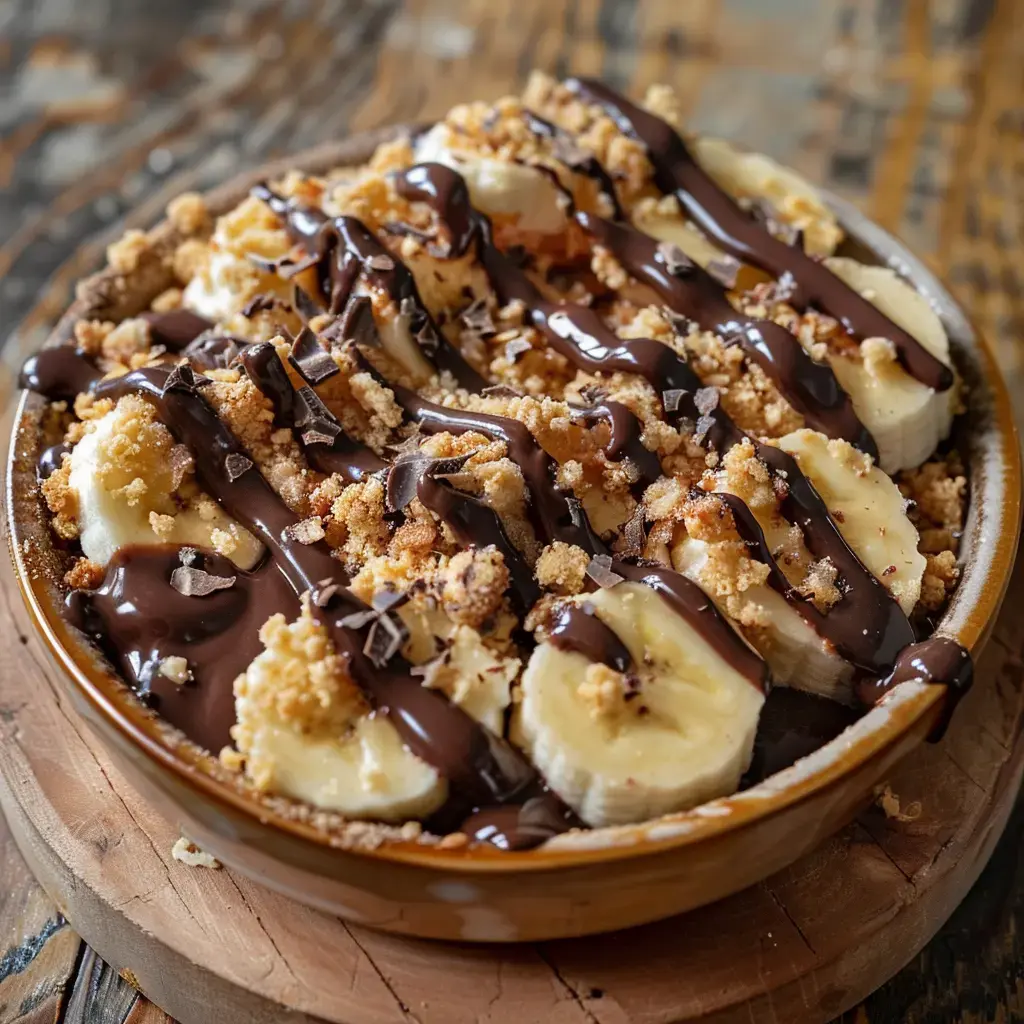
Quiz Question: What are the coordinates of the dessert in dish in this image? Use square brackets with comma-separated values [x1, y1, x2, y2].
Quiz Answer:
[19, 73, 973, 852]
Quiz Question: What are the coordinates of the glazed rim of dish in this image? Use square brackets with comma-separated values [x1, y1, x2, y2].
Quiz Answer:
[7, 125, 1021, 870]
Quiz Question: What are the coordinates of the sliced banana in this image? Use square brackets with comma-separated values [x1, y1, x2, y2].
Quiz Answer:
[415, 124, 568, 234]
[777, 429, 925, 614]
[693, 137, 843, 257]
[399, 601, 519, 737]
[630, 205, 732, 271]
[514, 583, 764, 827]
[234, 608, 447, 822]
[824, 258, 956, 473]
[68, 397, 263, 569]
[672, 536, 853, 702]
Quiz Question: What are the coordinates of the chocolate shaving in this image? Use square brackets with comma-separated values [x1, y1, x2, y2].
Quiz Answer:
[169, 445, 195, 489]
[224, 452, 253, 482]
[565, 495, 585, 528]
[706, 254, 741, 289]
[622, 504, 647, 557]
[664, 307, 697, 337]
[386, 453, 432, 512]
[289, 326, 339, 384]
[460, 297, 497, 338]
[294, 386, 341, 437]
[324, 294, 378, 349]
[367, 253, 396, 272]
[301, 429, 336, 447]
[241, 294, 285, 317]
[169, 566, 237, 597]
[482, 383, 525, 399]
[283, 517, 326, 545]
[292, 284, 323, 322]
[694, 386, 720, 416]
[662, 388, 685, 413]
[338, 609, 379, 629]
[578, 383, 608, 404]
[371, 589, 409, 613]
[656, 240, 695, 276]
[586, 554, 624, 589]
[504, 337, 533, 362]
[162, 363, 199, 395]
[363, 614, 408, 668]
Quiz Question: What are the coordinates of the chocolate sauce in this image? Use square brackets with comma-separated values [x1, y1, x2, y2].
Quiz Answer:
[352, 345, 603, 552]
[240, 342, 386, 483]
[141, 310, 214, 351]
[614, 560, 768, 690]
[575, 211, 876, 455]
[573, 401, 662, 491]
[549, 601, 631, 672]
[566, 77, 953, 392]
[37, 442, 71, 482]
[89, 364, 570, 846]
[252, 185, 486, 391]
[67, 545, 297, 753]
[393, 162, 923, 680]
[182, 333, 245, 371]
[19, 347, 101, 402]
[521, 110, 625, 221]
[856, 634, 973, 739]
[459, 794, 579, 851]
[390, 469, 540, 613]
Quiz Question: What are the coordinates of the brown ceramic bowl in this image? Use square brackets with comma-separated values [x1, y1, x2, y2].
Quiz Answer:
[6, 128, 1021, 942]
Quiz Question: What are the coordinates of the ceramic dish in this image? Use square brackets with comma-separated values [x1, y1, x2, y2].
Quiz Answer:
[7, 121, 1021, 943]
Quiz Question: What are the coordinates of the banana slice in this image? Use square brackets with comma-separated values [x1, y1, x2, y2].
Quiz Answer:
[234, 607, 447, 822]
[415, 124, 568, 234]
[67, 397, 263, 569]
[824, 258, 956, 473]
[692, 137, 843, 257]
[672, 536, 853, 701]
[514, 583, 764, 827]
[777, 429, 925, 614]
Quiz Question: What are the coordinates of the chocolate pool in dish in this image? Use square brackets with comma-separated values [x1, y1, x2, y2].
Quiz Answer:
[19, 73, 973, 853]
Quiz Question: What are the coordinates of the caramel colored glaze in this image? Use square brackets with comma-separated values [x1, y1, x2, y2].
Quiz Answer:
[66, 545, 297, 754]
[240, 341, 386, 482]
[575, 210, 876, 456]
[19, 346, 101, 402]
[566, 77, 953, 391]
[251, 184, 486, 391]
[548, 601, 632, 672]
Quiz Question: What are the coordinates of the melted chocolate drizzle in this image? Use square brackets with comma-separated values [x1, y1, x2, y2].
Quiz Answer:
[240, 341, 386, 483]
[251, 185, 486, 391]
[18, 84, 977, 848]
[549, 601, 632, 672]
[81, 365, 570, 844]
[566, 77, 953, 392]
[574, 211, 876, 456]
[19, 346, 101, 402]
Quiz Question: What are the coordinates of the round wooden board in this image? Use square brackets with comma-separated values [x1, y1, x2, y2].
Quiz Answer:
[0, 515, 1021, 1024]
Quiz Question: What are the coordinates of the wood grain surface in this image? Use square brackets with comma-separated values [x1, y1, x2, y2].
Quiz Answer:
[1, 0, 1023, 1021]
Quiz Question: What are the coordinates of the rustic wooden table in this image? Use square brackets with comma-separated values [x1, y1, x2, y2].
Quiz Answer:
[1, 0, 1022, 1020]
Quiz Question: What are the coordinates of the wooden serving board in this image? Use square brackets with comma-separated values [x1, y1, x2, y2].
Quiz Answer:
[0, 518, 1021, 1024]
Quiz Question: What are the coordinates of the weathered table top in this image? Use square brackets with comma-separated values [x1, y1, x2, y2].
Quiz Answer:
[1, 0, 1022, 1020]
